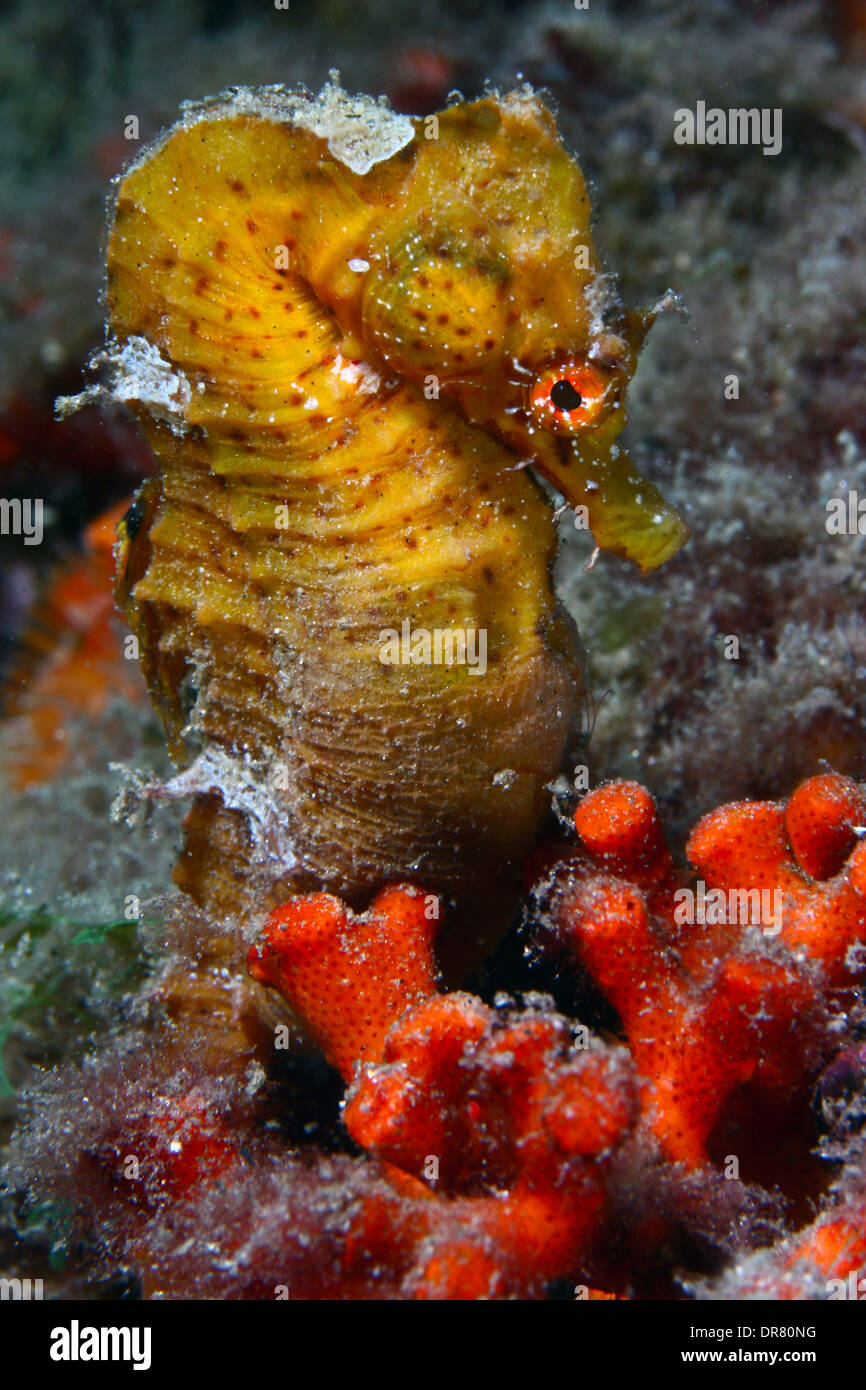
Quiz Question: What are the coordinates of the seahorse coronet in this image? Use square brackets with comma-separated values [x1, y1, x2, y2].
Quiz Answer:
[88, 76, 687, 973]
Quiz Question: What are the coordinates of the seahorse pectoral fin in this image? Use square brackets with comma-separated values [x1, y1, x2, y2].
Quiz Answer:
[535, 436, 689, 572]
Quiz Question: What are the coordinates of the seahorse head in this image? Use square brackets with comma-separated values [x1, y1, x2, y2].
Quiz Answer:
[359, 89, 687, 571]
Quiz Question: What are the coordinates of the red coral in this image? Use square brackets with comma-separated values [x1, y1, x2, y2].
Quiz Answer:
[546, 774, 866, 1167]
[787, 1205, 866, 1289]
[248, 886, 439, 1081]
[243, 772, 866, 1293]
[9, 772, 866, 1299]
[345, 996, 633, 1187]
[248, 885, 639, 1297]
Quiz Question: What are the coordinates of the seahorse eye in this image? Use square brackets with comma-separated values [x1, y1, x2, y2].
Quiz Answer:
[551, 379, 583, 412]
[529, 358, 612, 436]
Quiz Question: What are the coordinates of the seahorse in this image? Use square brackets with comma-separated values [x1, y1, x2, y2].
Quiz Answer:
[94, 77, 686, 972]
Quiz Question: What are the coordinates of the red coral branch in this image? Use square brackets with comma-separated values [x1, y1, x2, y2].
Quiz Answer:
[248, 885, 639, 1297]
[248, 886, 439, 1081]
[546, 774, 866, 1167]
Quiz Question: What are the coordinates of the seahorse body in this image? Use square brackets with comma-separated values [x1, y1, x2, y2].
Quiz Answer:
[105, 81, 685, 969]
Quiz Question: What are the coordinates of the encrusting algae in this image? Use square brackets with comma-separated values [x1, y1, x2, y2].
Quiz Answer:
[63, 76, 687, 967]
